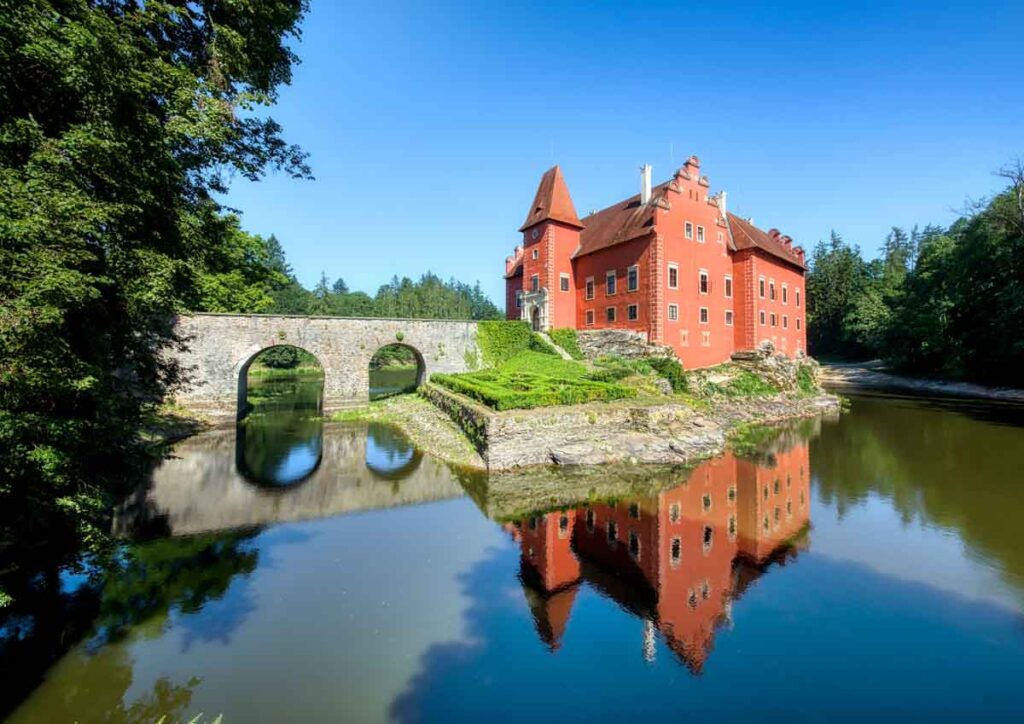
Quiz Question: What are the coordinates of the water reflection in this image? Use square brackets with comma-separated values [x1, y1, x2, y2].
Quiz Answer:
[505, 443, 810, 670]
[115, 423, 462, 538]
[237, 375, 324, 487]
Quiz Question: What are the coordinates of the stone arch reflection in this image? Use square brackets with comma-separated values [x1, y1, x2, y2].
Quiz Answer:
[236, 345, 324, 488]
[364, 423, 422, 480]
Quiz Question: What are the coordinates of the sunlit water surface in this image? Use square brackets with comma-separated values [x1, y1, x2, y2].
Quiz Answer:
[6, 391, 1024, 722]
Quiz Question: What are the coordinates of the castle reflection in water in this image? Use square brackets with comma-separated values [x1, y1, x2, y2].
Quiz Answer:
[504, 442, 810, 672]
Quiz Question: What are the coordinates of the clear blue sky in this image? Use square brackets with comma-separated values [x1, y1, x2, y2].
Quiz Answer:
[223, 0, 1024, 305]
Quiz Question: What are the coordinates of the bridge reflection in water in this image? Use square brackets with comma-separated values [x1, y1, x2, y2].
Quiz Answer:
[114, 422, 464, 538]
[504, 440, 811, 671]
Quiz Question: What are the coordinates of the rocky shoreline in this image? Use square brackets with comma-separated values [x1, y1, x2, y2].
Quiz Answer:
[821, 363, 1024, 403]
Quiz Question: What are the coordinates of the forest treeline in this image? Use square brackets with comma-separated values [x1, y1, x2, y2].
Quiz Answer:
[217, 233, 502, 321]
[806, 163, 1024, 385]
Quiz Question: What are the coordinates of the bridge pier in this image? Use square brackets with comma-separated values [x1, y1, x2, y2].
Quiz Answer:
[169, 314, 479, 421]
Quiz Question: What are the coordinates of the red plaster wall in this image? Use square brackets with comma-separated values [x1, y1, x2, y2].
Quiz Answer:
[505, 270, 522, 320]
[572, 236, 653, 337]
[744, 251, 807, 356]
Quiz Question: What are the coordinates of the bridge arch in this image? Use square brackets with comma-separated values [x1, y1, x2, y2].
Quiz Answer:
[171, 314, 480, 420]
[237, 343, 325, 420]
[368, 342, 426, 400]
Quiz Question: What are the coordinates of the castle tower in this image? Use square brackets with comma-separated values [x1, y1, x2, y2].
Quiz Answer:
[516, 166, 583, 331]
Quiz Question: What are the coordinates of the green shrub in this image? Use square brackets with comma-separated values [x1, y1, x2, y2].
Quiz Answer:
[648, 356, 688, 392]
[431, 369, 635, 410]
[796, 365, 816, 395]
[548, 328, 584, 360]
[501, 351, 589, 379]
[528, 333, 560, 356]
[721, 370, 779, 397]
[476, 321, 539, 366]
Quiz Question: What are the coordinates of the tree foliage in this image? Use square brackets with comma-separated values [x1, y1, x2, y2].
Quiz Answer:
[0, 0, 309, 604]
[806, 162, 1024, 384]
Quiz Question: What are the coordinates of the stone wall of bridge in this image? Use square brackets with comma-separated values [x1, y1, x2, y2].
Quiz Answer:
[171, 313, 479, 419]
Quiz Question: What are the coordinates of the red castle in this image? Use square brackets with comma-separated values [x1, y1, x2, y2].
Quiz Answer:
[505, 157, 807, 367]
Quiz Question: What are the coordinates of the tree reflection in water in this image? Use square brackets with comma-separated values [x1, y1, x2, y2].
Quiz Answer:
[365, 422, 422, 480]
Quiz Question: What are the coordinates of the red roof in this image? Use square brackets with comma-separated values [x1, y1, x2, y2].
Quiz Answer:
[727, 213, 806, 270]
[572, 184, 663, 258]
[519, 166, 584, 232]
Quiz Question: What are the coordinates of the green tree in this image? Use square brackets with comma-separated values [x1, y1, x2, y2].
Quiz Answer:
[0, 0, 310, 605]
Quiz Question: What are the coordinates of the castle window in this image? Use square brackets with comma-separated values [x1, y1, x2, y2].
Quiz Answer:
[702, 493, 712, 512]
[559, 273, 570, 292]
[717, 231, 725, 243]
[585, 277, 595, 300]
[699, 307, 709, 325]
[559, 514, 569, 532]
[796, 317, 802, 330]
[585, 309, 595, 326]
[669, 503, 681, 523]
[627, 304, 639, 321]
[703, 525, 713, 552]
[685, 221, 694, 239]
[774, 507, 781, 524]
[759, 277, 766, 298]
[629, 502, 640, 520]
[728, 486, 737, 503]
[774, 479, 780, 495]
[606, 270, 616, 296]
[763, 485, 769, 501]
[701, 580, 710, 600]
[796, 288, 801, 307]
[725, 310, 734, 326]
[516, 291, 523, 309]
[528, 516, 538, 530]
[728, 515, 737, 539]
[530, 274, 539, 292]
[698, 270, 709, 295]
[668, 263, 679, 289]
[668, 303, 679, 321]
[701, 331, 711, 347]
[586, 508, 595, 532]
[607, 520, 618, 543]
[760, 311, 766, 326]
[532, 248, 539, 260]
[783, 315, 788, 329]
[627, 265, 639, 292]
[629, 531, 641, 560]
[770, 313, 777, 327]
[724, 275, 733, 298]
[606, 306, 616, 323]
[769, 280, 776, 300]
[697, 225, 706, 242]
[782, 284, 789, 304]
[787, 500, 793, 517]
[671, 537, 682, 565]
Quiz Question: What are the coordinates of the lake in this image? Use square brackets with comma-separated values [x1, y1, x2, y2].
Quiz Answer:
[4, 383, 1024, 722]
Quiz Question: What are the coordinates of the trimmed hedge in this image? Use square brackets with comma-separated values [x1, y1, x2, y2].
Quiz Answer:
[548, 328, 584, 360]
[476, 321, 556, 367]
[431, 369, 636, 410]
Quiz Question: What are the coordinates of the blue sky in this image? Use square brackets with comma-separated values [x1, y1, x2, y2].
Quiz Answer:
[223, 0, 1024, 304]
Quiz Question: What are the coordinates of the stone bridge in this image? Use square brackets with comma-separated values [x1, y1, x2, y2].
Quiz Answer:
[171, 313, 479, 418]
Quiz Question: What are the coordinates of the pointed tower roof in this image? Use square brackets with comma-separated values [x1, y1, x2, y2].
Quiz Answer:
[519, 165, 584, 232]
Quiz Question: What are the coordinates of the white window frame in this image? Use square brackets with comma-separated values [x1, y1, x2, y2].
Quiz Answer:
[760, 310, 766, 326]
[770, 312, 777, 327]
[796, 317, 801, 330]
[605, 270, 616, 296]
[559, 273, 570, 292]
[585, 309, 595, 326]
[725, 309, 734, 326]
[668, 303, 679, 321]
[531, 248, 539, 260]
[724, 275, 733, 298]
[698, 269, 709, 295]
[627, 303, 639, 321]
[530, 274, 539, 292]
[605, 306, 616, 323]
[699, 306, 709, 325]
[696, 225, 705, 243]
[627, 264, 639, 292]
[585, 276, 595, 300]
[796, 288, 802, 307]
[759, 276, 766, 298]
[782, 283, 788, 304]
[667, 263, 679, 289]
[769, 279, 776, 301]
[515, 290, 523, 309]
[783, 315, 788, 329]
[685, 221, 694, 239]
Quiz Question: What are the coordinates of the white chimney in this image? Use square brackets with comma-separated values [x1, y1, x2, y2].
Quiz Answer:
[640, 164, 652, 205]
[719, 190, 728, 218]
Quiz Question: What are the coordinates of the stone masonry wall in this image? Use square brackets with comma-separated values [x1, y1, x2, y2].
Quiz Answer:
[172, 314, 478, 419]
[576, 328, 675, 361]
